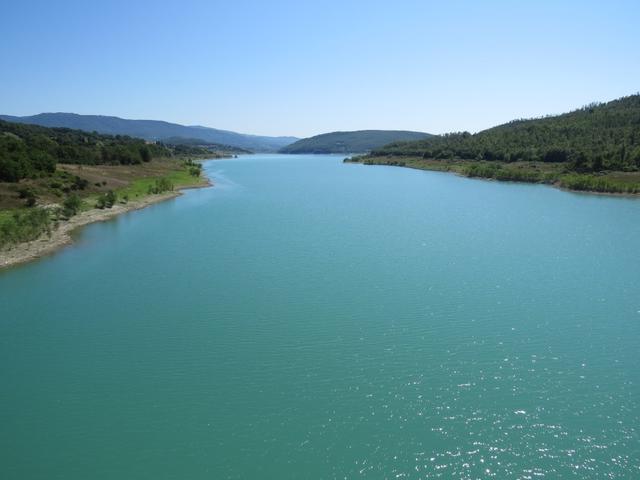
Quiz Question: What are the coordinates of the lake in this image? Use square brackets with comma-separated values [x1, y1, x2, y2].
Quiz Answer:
[1, 154, 639, 478]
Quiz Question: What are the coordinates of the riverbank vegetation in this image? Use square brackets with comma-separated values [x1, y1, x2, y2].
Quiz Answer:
[0, 119, 216, 209]
[0, 158, 208, 251]
[353, 94, 640, 194]
[1, 119, 212, 250]
[349, 156, 640, 195]
[0, 118, 228, 182]
[0, 208, 52, 249]
[0, 120, 172, 182]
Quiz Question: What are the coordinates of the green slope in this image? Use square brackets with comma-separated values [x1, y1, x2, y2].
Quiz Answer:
[1, 119, 215, 246]
[160, 136, 250, 153]
[0, 120, 172, 182]
[370, 94, 640, 171]
[280, 130, 432, 154]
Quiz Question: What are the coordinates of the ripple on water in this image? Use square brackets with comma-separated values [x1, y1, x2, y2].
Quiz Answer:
[1, 155, 639, 479]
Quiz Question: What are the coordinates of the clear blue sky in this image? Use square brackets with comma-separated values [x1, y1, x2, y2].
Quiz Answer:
[2, 0, 638, 137]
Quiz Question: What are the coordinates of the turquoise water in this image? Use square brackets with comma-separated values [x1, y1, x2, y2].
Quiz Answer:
[1, 154, 639, 479]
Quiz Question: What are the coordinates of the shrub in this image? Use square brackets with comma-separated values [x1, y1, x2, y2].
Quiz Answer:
[559, 175, 640, 194]
[0, 208, 51, 249]
[17, 187, 37, 207]
[62, 194, 82, 218]
[147, 177, 174, 194]
[72, 176, 89, 190]
[96, 190, 117, 209]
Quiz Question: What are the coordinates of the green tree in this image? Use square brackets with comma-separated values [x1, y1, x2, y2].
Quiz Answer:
[62, 194, 82, 217]
[96, 190, 117, 209]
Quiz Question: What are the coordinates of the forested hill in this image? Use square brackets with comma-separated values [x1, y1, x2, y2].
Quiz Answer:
[370, 95, 640, 171]
[280, 130, 432, 154]
[0, 120, 173, 182]
[160, 136, 250, 153]
[0, 113, 298, 153]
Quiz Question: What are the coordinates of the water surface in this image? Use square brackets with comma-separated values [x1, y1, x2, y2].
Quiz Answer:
[1, 154, 639, 478]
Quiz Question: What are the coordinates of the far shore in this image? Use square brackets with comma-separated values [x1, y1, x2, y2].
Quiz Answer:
[346, 156, 640, 198]
[0, 179, 211, 271]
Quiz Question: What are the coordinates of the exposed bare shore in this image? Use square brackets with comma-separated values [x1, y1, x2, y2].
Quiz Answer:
[0, 181, 211, 271]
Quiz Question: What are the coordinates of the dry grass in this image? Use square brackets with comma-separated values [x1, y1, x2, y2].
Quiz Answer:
[0, 159, 190, 210]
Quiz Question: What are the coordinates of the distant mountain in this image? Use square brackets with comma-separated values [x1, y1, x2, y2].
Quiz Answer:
[0, 113, 298, 153]
[279, 130, 433, 154]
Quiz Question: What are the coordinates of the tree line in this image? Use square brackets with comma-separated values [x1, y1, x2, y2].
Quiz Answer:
[0, 120, 171, 182]
[370, 94, 640, 172]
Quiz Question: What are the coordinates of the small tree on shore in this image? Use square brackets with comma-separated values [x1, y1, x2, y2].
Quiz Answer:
[62, 193, 82, 217]
[147, 177, 174, 194]
[96, 190, 117, 209]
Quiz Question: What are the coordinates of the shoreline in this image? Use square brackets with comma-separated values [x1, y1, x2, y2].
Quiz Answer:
[0, 178, 212, 271]
[347, 159, 640, 198]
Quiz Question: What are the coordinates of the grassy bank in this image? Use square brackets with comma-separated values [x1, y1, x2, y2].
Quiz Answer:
[347, 156, 640, 195]
[0, 158, 208, 251]
[0, 208, 51, 249]
[74, 158, 207, 209]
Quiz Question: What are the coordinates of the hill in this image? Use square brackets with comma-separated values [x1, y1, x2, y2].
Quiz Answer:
[160, 136, 250, 153]
[279, 130, 432, 154]
[0, 119, 218, 249]
[0, 120, 175, 182]
[0, 113, 298, 153]
[370, 95, 640, 170]
[353, 95, 640, 194]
